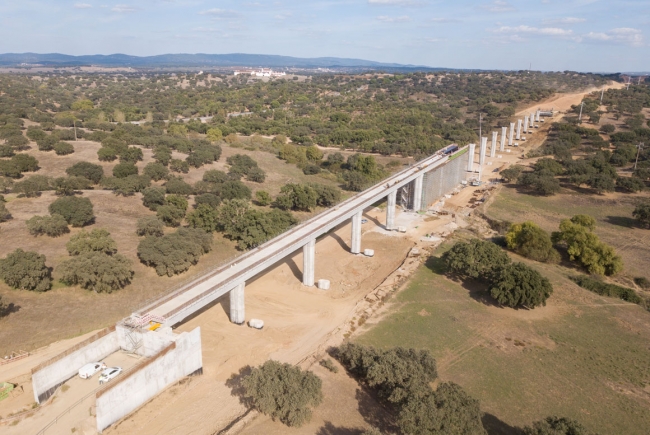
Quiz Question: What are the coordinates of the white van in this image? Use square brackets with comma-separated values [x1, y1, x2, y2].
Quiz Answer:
[79, 362, 107, 379]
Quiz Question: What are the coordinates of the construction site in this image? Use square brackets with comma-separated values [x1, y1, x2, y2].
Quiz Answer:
[0, 107, 560, 434]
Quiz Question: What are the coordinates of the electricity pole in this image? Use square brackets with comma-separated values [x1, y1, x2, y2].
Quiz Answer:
[600, 87, 605, 104]
[635, 143, 644, 170]
[578, 102, 584, 122]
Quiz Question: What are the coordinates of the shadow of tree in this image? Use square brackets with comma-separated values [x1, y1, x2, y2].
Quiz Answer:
[424, 255, 446, 275]
[355, 387, 398, 434]
[225, 365, 254, 408]
[316, 421, 365, 435]
[0, 302, 20, 318]
[482, 413, 524, 435]
[605, 215, 637, 229]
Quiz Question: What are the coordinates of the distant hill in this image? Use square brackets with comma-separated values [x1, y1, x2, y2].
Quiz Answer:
[0, 52, 439, 70]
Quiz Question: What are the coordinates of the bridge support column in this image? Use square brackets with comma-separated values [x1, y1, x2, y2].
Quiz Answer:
[467, 143, 476, 172]
[386, 191, 396, 230]
[229, 282, 245, 324]
[491, 131, 498, 157]
[516, 119, 522, 140]
[524, 115, 529, 133]
[413, 174, 423, 212]
[479, 137, 487, 166]
[500, 127, 507, 151]
[509, 122, 515, 146]
[351, 211, 362, 254]
[303, 239, 315, 286]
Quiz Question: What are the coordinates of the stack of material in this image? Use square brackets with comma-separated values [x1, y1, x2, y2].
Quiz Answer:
[317, 279, 331, 290]
[364, 249, 375, 257]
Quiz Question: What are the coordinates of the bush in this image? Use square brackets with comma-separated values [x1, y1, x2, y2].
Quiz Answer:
[0, 145, 15, 157]
[571, 275, 641, 304]
[52, 176, 92, 195]
[101, 175, 150, 196]
[203, 169, 229, 184]
[137, 228, 212, 276]
[59, 252, 133, 293]
[26, 214, 69, 237]
[143, 162, 169, 181]
[0, 160, 21, 178]
[136, 216, 165, 237]
[164, 177, 194, 195]
[523, 416, 595, 435]
[600, 124, 616, 134]
[319, 358, 339, 373]
[54, 141, 74, 155]
[633, 201, 650, 228]
[0, 202, 11, 222]
[97, 146, 118, 162]
[142, 187, 166, 211]
[398, 382, 487, 435]
[505, 221, 560, 263]
[0, 249, 51, 291]
[66, 162, 104, 184]
[634, 276, 650, 289]
[169, 158, 189, 173]
[617, 176, 645, 193]
[518, 171, 561, 196]
[49, 196, 94, 227]
[66, 229, 117, 255]
[11, 153, 39, 172]
[552, 217, 622, 275]
[303, 164, 321, 175]
[246, 166, 266, 183]
[119, 146, 143, 163]
[113, 162, 138, 178]
[489, 262, 553, 308]
[13, 175, 52, 197]
[242, 360, 323, 427]
[442, 239, 511, 281]
[255, 190, 272, 206]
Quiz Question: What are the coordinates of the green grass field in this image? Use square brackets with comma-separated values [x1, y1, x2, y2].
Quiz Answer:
[356, 240, 650, 434]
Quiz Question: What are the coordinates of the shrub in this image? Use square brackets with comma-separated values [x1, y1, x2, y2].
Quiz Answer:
[518, 171, 561, 196]
[49, 196, 94, 227]
[136, 216, 165, 237]
[101, 175, 150, 196]
[303, 164, 321, 175]
[255, 190, 272, 206]
[143, 162, 169, 181]
[600, 124, 616, 134]
[59, 252, 133, 293]
[0, 160, 22, 178]
[54, 141, 74, 155]
[52, 176, 92, 195]
[571, 275, 641, 304]
[156, 202, 186, 227]
[26, 214, 69, 237]
[0, 144, 15, 157]
[633, 201, 650, 228]
[66, 229, 117, 255]
[26, 127, 47, 141]
[220, 180, 251, 201]
[523, 416, 595, 435]
[319, 358, 339, 373]
[11, 153, 39, 172]
[0, 249, 51, 291]
[489, 262, 553, 308]
[634, 276, 650, 289]
[505, 222, 560, 263]
[113, 162, 138, 178]
[617, 176, 645, 193]
[137, 228, 212, 276]
[153, 146, 172, 166]
[66, 162, 104, 184]
[169, 159, 189, 173]
[0, 202, 11, 222]
[246, 166, 266, 183]
[119, 146, 143, 163]
[13, 175, 52, 197]
[164, 177, 194, 195]
[227, 154, 259, 179]
[242, 360, 323, 427]
[442, 239, 511, 281]
[142, 187, 166, 211]
[203, 169, 229, 184]
[7, 134, 29, 149]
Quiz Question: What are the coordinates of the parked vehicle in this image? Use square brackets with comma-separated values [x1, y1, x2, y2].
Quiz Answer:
[78, 362, 107, 379]
[98, 367, 123, 385]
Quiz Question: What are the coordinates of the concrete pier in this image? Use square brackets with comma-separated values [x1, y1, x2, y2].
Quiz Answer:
[509, 122, 515, 146]
[229, 283, 245, 324]
[386, 190, 396, 230]
[413, 174, 423, 212]
[536, 110, 540, 122]
[468, 143, 476, 172]
[516, 119, 522, 140]
[351, 211, 362, 254]
[491, 131, 498, 157]
[302, 239, 315, 286]
[524, 115, 529, 134]
[500, 126, 507, 151]
[479, 137, 487, 166]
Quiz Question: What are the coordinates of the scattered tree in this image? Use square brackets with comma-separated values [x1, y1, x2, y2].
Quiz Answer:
[137, 228, 212, 276]
[143, 162, 169, 181]
[489, 262, 553, 308]
[142, 187, 167, 211]
[54, 141, 75, 155]
[0, 248, 51, 291]
[65, 229, 117, 255]
[442, 239, 511, 281]
[26, 214, 69, 237]
[633, 201, 650, 228]
[523, 416, 596, 435]
[49, 196, 94, 227]
[136, 216, 165, 237]
[112, 162, 138, 178]
[66, 162, 104, 184]
[59, 252, 133, 293]
[505, 222, 560, 263]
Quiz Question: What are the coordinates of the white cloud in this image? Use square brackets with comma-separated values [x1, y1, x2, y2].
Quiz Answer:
[112, 4, 137, 13]
[584, 28, 644, 46]
[199, 8, 241, 19]
[430, 17, 461, 23]
[368, 0, 424, 5]
[74, 3, 92, 8]
[481, 0, 516, 12]
[494, 25, 573, 36]
[376, 15, 410, 23]
[542, 17, 586, 25]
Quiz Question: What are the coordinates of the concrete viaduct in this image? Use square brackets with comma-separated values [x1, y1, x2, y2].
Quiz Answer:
[130, 146, 468, 329]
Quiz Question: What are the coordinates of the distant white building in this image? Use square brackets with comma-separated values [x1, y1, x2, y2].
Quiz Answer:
[234, 68, 286, 77]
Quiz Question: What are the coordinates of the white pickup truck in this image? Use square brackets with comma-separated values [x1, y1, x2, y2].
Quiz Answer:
[78, 362, 107, 379]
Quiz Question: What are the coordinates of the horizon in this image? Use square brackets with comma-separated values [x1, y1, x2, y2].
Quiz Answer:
[0, 1, 647, 72]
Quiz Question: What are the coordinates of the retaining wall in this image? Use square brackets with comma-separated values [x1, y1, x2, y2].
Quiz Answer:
[420, 149, 469, 210]
[95, 327, 202, 433]
[116, 324, 175, 357]
[31, 326, 119, 403]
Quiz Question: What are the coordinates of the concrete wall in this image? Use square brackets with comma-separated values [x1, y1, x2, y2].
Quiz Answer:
[31, 327, 119, 403]
[420, 150, 468, 209]
[95, 327, 202, 433]
[116, 324, 175, 357]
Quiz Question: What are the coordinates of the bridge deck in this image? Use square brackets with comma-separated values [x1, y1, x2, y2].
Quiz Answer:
[136, 150, 461, 326]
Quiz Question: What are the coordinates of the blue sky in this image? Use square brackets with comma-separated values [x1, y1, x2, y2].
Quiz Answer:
[0, 0, 648, 72]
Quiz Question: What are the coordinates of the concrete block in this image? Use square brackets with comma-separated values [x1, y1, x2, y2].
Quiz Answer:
[397, 226, 407, 233]
[317, 279, 330, 290]
[364, 249, 375, 257]
[248, 319, 264, 329]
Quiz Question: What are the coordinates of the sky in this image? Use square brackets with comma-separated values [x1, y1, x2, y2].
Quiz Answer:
[0, 0, 648, 72]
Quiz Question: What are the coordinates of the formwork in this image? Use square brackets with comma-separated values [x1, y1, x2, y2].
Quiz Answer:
[418, 148, 469, 211]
